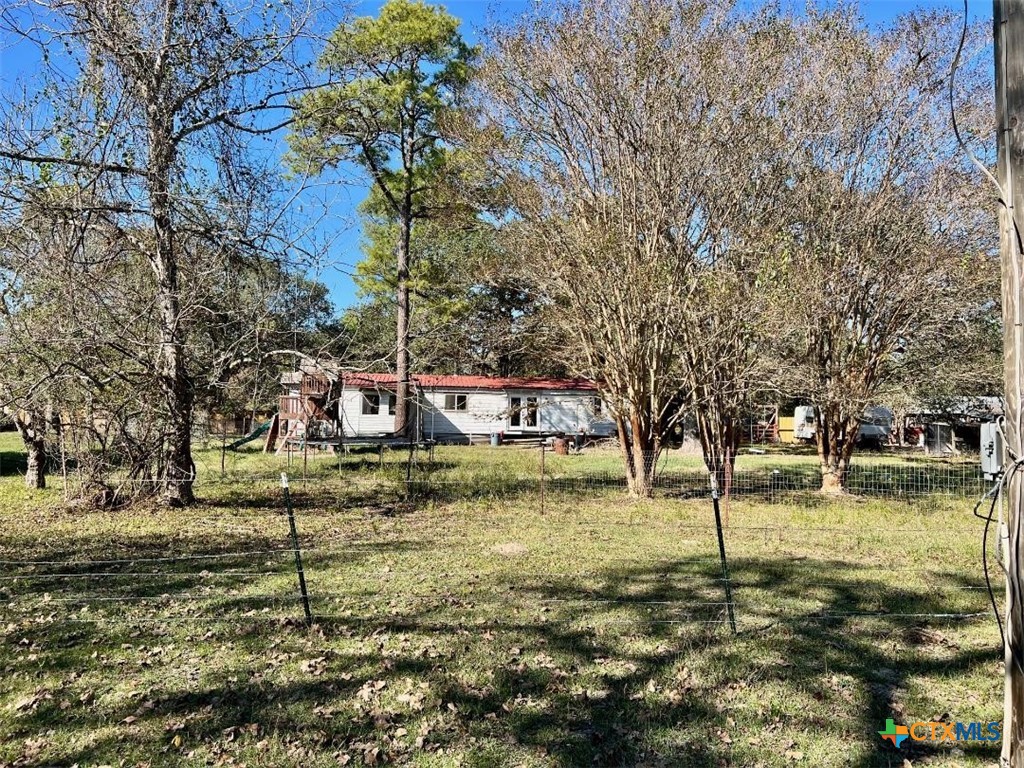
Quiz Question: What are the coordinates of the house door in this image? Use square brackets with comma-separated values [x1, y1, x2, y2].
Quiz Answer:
[509, 396, 539, 431]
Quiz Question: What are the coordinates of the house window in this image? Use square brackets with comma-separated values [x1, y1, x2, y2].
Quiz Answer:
[362, 393, 380, 415]
[524, 397, 538, 427]
[593, 397, 603, 416]
[510, 396, 538, 427]
[443, 393, 467, 411]
[388, 395, 396, 416]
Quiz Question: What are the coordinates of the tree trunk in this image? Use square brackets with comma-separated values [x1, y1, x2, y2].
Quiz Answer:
[162, 368, 194, 505]
[616, 412, 657, 498]
[14, 411, 46, 490]
[615, 414, 636, 493]
[394, 209, 412, 437]
[149, 121, 194, 505]
[893, 407, 907, 446]
[816, 407, 857, 494]
[819, 463, 847, 494]
[695, 412, 739, 497]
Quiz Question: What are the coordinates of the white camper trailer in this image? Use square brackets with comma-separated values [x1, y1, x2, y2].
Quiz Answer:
[794, 406, 816, 441]
[792, 405, 893, 445]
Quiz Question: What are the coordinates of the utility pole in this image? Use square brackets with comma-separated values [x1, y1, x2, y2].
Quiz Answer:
[995, 1, 1024, 763]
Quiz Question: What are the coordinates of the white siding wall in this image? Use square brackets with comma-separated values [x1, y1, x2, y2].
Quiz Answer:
[338, 389, 398, 437]
[530, 392, 616, 436]
[422, 390, 507, 439]
[337, 389, 360, 437]
[537, 394, 578, 433]
[330, 385, 615, 439]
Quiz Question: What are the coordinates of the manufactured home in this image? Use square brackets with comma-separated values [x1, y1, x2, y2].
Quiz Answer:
[265, 367, 615, 452]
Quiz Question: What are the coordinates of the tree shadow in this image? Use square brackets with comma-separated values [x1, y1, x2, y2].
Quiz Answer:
[0, 446, 27, 477]
[1, 551, 1004, 767]
[0, 533, 430, 637]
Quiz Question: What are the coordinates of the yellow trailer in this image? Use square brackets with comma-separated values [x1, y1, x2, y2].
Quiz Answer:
[778, 416, 796, 444]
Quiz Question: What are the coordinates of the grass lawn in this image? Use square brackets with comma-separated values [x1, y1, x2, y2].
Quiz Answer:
[0, 432, 1004, 767]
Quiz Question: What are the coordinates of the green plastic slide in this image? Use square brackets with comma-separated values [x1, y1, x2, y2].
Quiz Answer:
[226, 420, 272, 451]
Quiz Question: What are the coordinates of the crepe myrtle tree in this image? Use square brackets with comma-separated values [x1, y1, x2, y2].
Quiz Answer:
[770, 9, 995, 493]
[472, 0, 790, 496]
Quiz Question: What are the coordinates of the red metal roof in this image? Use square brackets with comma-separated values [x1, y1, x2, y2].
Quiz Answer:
[341, 372, 597, 392]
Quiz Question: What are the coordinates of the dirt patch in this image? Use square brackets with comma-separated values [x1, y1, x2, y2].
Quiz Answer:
[490, 542, 529, 556]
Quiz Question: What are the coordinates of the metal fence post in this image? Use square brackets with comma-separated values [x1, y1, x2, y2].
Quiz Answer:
[540, 441, 546, 515]
[281, 473, 312, 625]
[406, 439, 415, 500]
[335, 412, 343, 477]
[710, 474, 737, 635]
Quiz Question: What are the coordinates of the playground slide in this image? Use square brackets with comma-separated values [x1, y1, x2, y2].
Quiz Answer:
[226, 420, 272, 451]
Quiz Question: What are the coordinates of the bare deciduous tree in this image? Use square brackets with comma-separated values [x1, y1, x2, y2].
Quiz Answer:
[771, 10, 996, 492]
[1, 183, 333, 503]
[673, 14, 796, 491]
[0, 0, 323, 504]
[473, 0, 787, 496]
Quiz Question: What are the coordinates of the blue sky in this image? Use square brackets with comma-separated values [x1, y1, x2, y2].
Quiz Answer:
[0, 0, 994, 313]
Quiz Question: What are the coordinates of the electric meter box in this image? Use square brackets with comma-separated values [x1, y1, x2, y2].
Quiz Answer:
[981, 421, 1004, 480]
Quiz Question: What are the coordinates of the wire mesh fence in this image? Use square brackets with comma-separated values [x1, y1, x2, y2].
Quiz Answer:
[15, 431, 989, 506]
[0, 466, 1003, 636]
[0, 431, 1004, 650]
[399, 462, 991, 503]
[160, 450, 991, 505]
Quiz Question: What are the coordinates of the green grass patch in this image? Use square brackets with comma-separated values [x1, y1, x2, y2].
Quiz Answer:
[0, 441, 1004, 767]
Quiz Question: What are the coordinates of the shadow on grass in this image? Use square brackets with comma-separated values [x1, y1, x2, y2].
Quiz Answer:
[1, 552, 1003, 767]
[195, 478, 418, 516]
[0, 447, 27, 477]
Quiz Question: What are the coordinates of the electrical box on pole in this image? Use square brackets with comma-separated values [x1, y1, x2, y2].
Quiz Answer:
[983, 421, 1005, 480]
